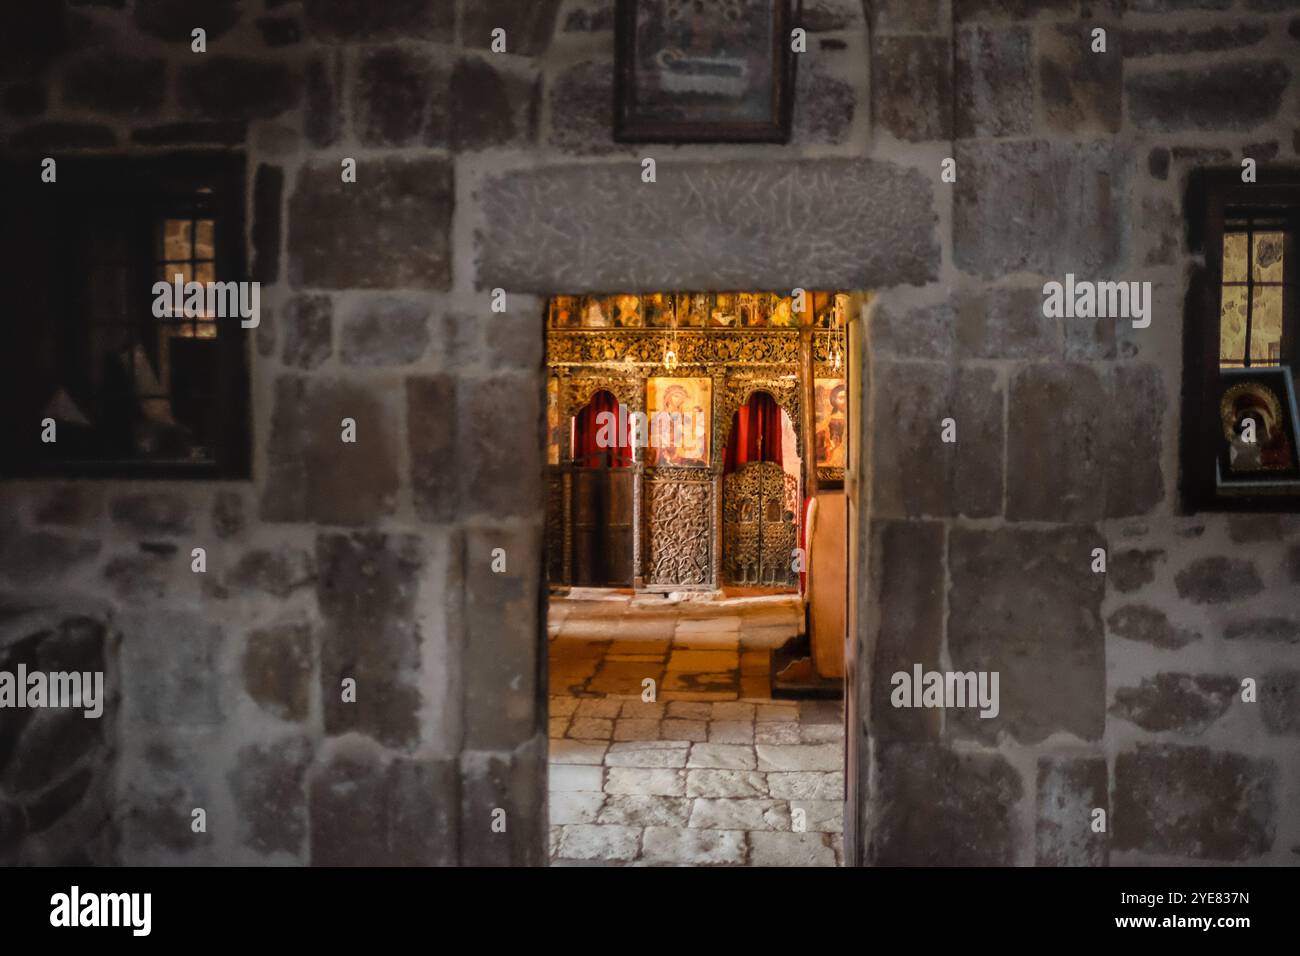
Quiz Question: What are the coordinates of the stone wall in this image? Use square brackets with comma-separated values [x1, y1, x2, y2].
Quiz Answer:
[0, 0, 1297, 865]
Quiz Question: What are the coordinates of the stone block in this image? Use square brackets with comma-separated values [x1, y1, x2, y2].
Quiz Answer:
[459, 373, 543, 518]
[289, 158, 452, 290]
[1006, 365, 1101, 521]
[871, 364, 1003, 519]
[305, 52, 343, 147]
[279, 294, 332, 370]
[406, 375, 458, 523]
[1110, 548, 1162, 593]
[1037, 22, 1121, 135]
[242, 623, 311, 722]
[1107, 604, 1200, 648]
[1113, 744, 1275, 860]
[1110, 673, 1236, 734]
[261, 377, 400, 526]
[109, 492, 193, 536]
[63, 57, 165, 115]
[1260, 669, 1300, 735]
[749, 830, 837, 866]
[339, 297, 431, 366]
[1174, 556, 1264, 605]
[1104, 364, 1166, 518]
[1224, 618, 1300, 643]
[641, 826, 746, 864]
[0, 531, 100, 586]
[1127, 61, 1290, 132]
[871, 0, 943, 31]
[955, 0, 1077, 18]
[1121, 24, 1269, 57]
[460, 0, 561, 56]
[873, 743, 1022, 865]
[310, 746, 459, 865]
[869, 299, 954, 361]
[354, 47, 449, 147]
[251, 163, 282, 284]
[227, 736, 310, 856]
[870, 520, 944, 741]
[954, 139, 1130, 279]
[948, 525, 1106, 744]
[1036, 756, 1108, 866]
[956, 285, 1057, 359]
[316, 532, 424, 749]
[459, 740, 546, 866]
[463, 526, 542, 750]
[180, 57, 300, 119]
[119, 610, 222, 730]
[475, 159, 939, 292]
[452, 56, 537, 152]
[956, 27, 1033, 138]
[871, 36, 952, 142]
[304, 0, 453, 42]
[793, 63, 856, 146]
[135, 0, 242, 40]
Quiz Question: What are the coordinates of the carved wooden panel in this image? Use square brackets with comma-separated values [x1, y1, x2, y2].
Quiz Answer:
[545, 470, 565, 584]
[717, 376, 804, 463]
[723, 462, 798, 587]
[645, 479, 713, 588]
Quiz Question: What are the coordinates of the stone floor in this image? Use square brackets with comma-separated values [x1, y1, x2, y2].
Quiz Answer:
[548, 594, 844, 866]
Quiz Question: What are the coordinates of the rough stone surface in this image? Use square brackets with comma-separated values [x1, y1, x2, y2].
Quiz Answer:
[304, 0, 453, 42]
[871, 364, 1003, 519]
[476, 159, 939, 292]
[180, 57, 300, 119]
[872, 35, 952, 142]
[63, 57, 165, 115]
[956, 27, 1033, 138]
[135, 0, 242, 41]
[406, 376, 457, 523]
[1174, 556, 1264, 605]
[1037, 23, 1121, 134]
[251, 164, 282, 284]
[109, 493, 193, 536]
[459, 374, 542, 518]
[316, 533, 424, 749]
[452, 56, 536, 152]
[310, 748, 459, 865]
[1114, 744, 1276, 860]
[1007, 365, 1105, 522]
[1107, 604, 1200, 649]
[354, 47, 449, 147]
[956, 285, 1057, 359]
[1224, 617, 1300, 643]
[461, 0, 560, 56]
[280, 294, 332, 370]
[870, 299, 954, 361]
[1260, 669, 1300, 735]
[1111, 548, 1163, 593]
[1110, 673, 1237, 734]
[339, 297, 431, 366]
[1036, 757, 1108, 866]
[870, 520, 944, 741]
[261, 377, 400, 525]
[873, 744, 1022, 865]
[242, 623, 311, 722]
[1122, 24, 1269, 57]
[955, 140, 1130, 279]
[228, 736, 310, 855]
[290, 158, 453, 290]
[948, 526, 1106, 744]
[119, 610, 221, 730]
[1127, 61, 1290, 131]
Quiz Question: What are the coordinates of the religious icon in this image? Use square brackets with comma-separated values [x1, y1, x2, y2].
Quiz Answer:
[611, 294, 643, 327]
[550, 295, 580, 328]
[770, 294, 796, 327]
[814, 377, 847, 468]
[581, 295, 610, 327]
[615, 0, 795, 143]
[711, 292, 738, 327]
[644, 293, 672, 327]
[547, 377, 563, 465]
[1217, 369, 1300, 483]
[647, 377, 711, 467]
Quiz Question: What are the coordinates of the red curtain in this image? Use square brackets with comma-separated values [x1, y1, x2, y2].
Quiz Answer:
[724, 391, 784, 473]
[573, 390, 632, 468]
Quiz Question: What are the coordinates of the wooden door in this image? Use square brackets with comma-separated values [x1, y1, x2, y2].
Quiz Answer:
[572, 466, 633, 586]
[723, 461, 797, 587]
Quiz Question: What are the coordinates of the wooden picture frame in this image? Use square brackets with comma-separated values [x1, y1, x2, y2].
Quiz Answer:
[614, 0, 797, 143]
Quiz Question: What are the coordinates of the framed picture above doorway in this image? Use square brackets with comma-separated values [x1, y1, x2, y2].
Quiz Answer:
[614, 0, 797, 143]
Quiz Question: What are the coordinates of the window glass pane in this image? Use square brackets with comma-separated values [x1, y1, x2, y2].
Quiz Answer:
[1219, 284, 1248, 365]
[1253, 231, 1285, 283]
[194, 219, 215, 260]
[1223, 232, 1248, 282]
[1250, 285, 1284, 364]
[163, 219, 192, 261]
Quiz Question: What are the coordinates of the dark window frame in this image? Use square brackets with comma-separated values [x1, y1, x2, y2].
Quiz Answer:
[0, 151, 251, 481]
[1183, 168, 1300, 513]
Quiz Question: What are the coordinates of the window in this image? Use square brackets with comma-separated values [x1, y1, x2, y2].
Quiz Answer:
[1184, 170, 1300, 511]
[0, 153, 250, 478]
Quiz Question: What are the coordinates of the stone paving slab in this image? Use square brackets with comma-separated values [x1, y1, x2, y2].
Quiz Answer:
[641, 826, 747, 865]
